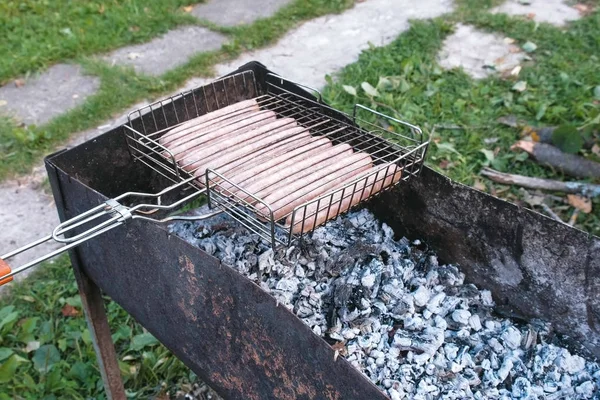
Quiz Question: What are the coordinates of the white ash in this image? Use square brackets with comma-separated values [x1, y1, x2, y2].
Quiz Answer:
[170, 208, 600, 399]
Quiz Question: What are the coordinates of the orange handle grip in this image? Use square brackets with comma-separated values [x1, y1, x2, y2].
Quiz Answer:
[0, 258, 13, 286]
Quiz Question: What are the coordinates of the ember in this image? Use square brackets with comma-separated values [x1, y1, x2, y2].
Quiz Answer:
[171, 208, 600, 399]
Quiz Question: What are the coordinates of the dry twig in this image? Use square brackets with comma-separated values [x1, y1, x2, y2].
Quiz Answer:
[480, 168, 600, 198]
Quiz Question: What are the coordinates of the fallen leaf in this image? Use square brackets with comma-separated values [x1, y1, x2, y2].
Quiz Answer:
[25, 341, 40, 353]
[511, 140, 535, 154]
[512, 81, 527, 92]
[0, 100, 7, 107]
[60, 27, 74, 37]
[526, 13, 536, 20]
[342, 85, 357, 96]
[361, 82, 379, 97]
[520, 189, 545, 207]
[552, 124, 584, 154]
[61, 304, 80, 317]
[183, 5, 193, 13]
[14, 79, 25, 88]
[574, 4, 590, 14]
[531, 131, 540, 142]
[497, 115, 519, 128]
[509, 45, 522, 54]
[129, 26, 140, 32]
[331, 342, 347, 356]
[567, 194, 592, 213]
[99, 4, 105, 14]
[522, 41, 537, 53]
[473, 180, 486, 191]
[510, 66, 522, 77]
[439, 159, 451, 169]
[503, 37, 516, 44]
[594, 86, 600, 100]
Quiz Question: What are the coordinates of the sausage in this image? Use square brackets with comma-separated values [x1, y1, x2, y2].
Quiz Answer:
[219, 136, 332, 192]
[180, 117, 297, 169]
[182, 119, 299, 176]
[167, 110, 277, 161]
[160, 99, 259, 145]
[240, 144, 354, 200]
[162, 108, 259, 148]
[288, 163, 403, 233]
[255, 152, 372, 221]
[188, 125, 311, 180]
[217, 130, 320, 178]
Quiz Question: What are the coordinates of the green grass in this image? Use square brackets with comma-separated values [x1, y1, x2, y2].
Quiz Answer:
[0, 0, 355, 182]
[323, 8, 600, 234]
[0, 0, 198, 85]
[0, 256, 194, 399]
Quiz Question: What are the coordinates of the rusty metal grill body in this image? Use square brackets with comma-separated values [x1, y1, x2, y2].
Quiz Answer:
[39, 62, 600, 399]
[124, 70, 428, 246]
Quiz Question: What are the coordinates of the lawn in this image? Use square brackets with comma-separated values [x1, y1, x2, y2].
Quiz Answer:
[324, 1, 600, 234]
[1, 1, 600, 398]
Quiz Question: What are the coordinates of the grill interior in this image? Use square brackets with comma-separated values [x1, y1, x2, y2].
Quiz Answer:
[124, 70, 428, 246]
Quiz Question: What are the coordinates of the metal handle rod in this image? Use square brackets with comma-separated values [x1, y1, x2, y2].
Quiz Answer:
[0, 180, 217, 285]
[1, 220, 125, 281]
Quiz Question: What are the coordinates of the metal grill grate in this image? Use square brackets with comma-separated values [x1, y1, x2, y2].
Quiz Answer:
[124, 71, 428, 246]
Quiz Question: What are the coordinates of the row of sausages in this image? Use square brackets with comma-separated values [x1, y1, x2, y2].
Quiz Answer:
[159, 99, 402, 233]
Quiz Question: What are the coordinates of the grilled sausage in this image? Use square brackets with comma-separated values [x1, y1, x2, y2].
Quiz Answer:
[160, 99, 259, 145]
[217, 131, 320, 178]
[288, 163, 403, 233]
[168, 110, 277, 161]
[240, 144, 354, 200]
[219, 136, 332, 191]
[256, 152, 372, 221]
[188, 125, 311, 180]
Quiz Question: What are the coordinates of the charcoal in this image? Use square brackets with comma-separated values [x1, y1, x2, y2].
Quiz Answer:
[170, 207, 600, 399]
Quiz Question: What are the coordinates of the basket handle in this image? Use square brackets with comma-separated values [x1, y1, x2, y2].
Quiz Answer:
[352, 103, 423, 137]
[0, 179, 218, 286]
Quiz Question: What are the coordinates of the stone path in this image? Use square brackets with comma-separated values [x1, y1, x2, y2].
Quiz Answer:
[104, 26, 227, 76]
[0, 0, 586, 286]
[440, 0, 584, 79]
[192, 0, 294, 27]
[438, 24, 526, 79]
[214, 0, 454, 89]
[491, 0, 582, 27]
[0, 64, 100, 126]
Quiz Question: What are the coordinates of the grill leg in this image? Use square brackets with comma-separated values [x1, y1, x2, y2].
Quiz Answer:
[74, 265, 126, 400]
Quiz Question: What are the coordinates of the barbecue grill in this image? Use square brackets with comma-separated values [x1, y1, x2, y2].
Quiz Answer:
[1, 62, 599, 399]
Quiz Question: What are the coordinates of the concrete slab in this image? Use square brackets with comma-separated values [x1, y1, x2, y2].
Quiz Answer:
[0, 64, 100, 126]
[214, 0, 455, 89]
[192, 0, 294, 27]
[438, 24, 526, 79]
[104, 26, 227, 76]
[491, 0, 581, 27]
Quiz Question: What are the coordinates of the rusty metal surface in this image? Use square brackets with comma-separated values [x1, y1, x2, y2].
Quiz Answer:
[45, 129, 389, 400]
[46, 158, 126, 400]
[369, 166, 600, 357]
